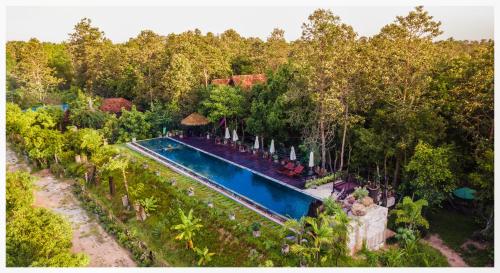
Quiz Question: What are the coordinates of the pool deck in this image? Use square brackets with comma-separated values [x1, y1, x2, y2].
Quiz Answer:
[170, 136, 307, 189]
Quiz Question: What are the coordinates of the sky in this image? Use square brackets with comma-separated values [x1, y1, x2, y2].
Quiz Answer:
[6, 6, 494, 43]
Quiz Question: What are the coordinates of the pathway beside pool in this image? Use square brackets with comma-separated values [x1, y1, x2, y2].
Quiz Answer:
[170, 136, 307, 189]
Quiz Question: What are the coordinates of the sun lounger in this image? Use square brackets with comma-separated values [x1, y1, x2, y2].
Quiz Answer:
[277, 162, 295, 174]
[285, 165, 304, 177]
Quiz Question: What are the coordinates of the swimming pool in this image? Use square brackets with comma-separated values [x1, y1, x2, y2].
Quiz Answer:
[135, 137, 316, 220]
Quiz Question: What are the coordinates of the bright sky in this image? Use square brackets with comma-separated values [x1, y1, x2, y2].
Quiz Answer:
[6, 6, 494, 43]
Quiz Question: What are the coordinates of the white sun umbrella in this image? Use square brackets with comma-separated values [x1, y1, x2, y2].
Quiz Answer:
[254, 136, 260, 150]
[308, 151, 314, 168]
[269, 139, 275, 154]
[224, 127, 230, 139]
[232, 129, 239, 142]
[290, 146, 297, 161]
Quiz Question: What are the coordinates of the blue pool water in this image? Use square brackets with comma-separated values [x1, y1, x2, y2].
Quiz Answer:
[136, 138, 316, 219]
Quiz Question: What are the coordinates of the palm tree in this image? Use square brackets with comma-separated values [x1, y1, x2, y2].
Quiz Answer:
[391, 196, 429, 231]
[194, 246, 215, 266]
[172, 208, 203, 249]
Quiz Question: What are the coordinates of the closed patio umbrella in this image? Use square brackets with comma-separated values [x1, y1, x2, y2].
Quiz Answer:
[254, 136, 260, 149]
[290, 146, 296, 161]
[232, 129, 239, 142]
[269, 139, 275, 154]
[308, 151, 314, 167]
[224, 127, 230, 139]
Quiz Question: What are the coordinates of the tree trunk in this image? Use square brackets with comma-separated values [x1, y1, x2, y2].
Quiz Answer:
[108, 176, 116, 196]
[327, 150, 333, 173]
[122, 170, 130, 201]
[320, 118, 326, 170]
[392, 156, 400, 189]
[339, 103, 349, 171]
[480, 209, 494, 238]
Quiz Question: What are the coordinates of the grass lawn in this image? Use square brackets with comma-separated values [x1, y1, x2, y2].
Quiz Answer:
[427, 208, 493, 267]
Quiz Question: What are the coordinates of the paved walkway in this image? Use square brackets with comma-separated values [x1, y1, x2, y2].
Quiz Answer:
[424, 234, 468, 267]
[7, 147, 136, 267]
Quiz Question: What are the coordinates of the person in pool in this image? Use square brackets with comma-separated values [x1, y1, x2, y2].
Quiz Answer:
[163, 144, 178, 151]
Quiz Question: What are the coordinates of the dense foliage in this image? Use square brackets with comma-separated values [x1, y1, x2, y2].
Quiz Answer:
[6, 171, 89, 267]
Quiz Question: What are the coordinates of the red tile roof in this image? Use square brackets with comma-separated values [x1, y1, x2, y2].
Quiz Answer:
[211, 74, 267, 90]
[99, 98, 133, 114]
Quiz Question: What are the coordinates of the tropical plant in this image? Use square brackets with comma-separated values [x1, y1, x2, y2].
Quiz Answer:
[193, 246, 215, 266]
[138, 196, 159, 216]
[172, 208, 203, 249]
[391, 196, 429, 232]
[283, 206, 350, 266]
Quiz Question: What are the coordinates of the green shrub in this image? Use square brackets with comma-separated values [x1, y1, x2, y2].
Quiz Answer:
[353, 187, 369, 200]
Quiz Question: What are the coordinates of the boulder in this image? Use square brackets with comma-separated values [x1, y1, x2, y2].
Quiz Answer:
[361, 196, 374, 207]
[351, 203, 367, 216]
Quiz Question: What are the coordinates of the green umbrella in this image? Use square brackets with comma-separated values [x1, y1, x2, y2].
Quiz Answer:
[453, 187, 476, 200]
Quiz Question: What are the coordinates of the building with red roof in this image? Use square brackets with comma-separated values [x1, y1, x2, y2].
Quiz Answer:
[99, 98, 133, 115]
[211, 74, 267, 90]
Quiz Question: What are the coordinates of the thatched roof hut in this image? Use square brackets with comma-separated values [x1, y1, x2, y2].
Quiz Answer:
[181, 113, 209, 126]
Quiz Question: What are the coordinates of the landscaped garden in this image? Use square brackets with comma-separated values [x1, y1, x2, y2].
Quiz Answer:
[5, 5, 493, 268]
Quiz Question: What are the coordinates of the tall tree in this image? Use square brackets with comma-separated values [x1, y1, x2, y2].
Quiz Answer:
[13, 38, 61, 102]
[368, 6, 444, 187]
[294, 9, 357, 171]
[68, 18, 106, 94]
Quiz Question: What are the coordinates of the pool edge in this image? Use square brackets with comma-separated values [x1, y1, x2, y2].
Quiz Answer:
[126, 142, 290, 226]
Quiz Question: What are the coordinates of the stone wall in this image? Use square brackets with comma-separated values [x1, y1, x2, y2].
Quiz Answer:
[347, 204, 388, 255]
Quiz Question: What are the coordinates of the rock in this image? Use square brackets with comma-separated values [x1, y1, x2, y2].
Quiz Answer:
[347, 195, 356, 204]
[351, 203, 367, 216]
[361, 196, 374, 207]
[281, 244, 290, 254]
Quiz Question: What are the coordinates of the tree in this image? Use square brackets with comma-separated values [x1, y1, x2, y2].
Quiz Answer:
[116, 106, 151, 143]
[43, 42, 74, 89]
[368, 6, 444, 187]
[78, 128, 104, 156]
[391, 196, 429, 232]
[127, 30, 165, 106]
[264, 28, 290, 71]
[172, 208, 203, 249]
[405, 141, 456, 207]
[67, 18, 107, 94]
[7, 208, 89, 267]
[103, 155, 131, 201]
[469, 147, 494, 238]
[294, 9, 358, 171]
[201, 85, 245, 131]
[161, 53, 195, 113]
[12, 38, 61, 103]
[6, 171, 34, 215]
[145, 101, 177, 136]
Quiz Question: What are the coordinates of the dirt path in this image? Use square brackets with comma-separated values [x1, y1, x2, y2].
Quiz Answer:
[7, 147, 136, 267]
[424, 234, 468, 267]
